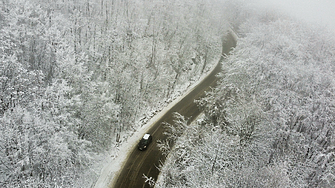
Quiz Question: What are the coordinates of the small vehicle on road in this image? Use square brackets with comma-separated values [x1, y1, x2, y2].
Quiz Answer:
[138, 133, 152, 151]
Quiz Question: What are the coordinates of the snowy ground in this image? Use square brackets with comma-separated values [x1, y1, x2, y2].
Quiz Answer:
[93, 58, 220, 188]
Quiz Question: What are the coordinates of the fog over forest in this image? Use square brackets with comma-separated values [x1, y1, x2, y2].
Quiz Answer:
[157, 1, 335, 187]
[1, 0, 334, 187]
[251, 0, 335, 30]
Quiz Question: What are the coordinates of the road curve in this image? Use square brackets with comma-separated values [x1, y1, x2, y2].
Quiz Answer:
[97, 29, 237, 188]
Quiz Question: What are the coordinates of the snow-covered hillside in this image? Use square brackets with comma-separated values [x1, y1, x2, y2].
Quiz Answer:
[156, 2, 335, 188]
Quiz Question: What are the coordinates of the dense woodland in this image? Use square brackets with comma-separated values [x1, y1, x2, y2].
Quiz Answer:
[157, 2, 335, 188]
[0, 0, 227, 187]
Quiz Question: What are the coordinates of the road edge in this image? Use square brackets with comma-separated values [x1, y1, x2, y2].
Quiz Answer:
[94, 28, 238, 188]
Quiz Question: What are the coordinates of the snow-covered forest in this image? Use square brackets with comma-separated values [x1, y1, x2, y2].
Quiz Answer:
[157, 2, 335, 188]
[0, 0, 227, 187]
[2, 0, 335, 187]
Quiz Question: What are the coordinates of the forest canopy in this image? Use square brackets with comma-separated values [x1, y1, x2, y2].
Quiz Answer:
[157, 2, 335, 188]
[0, 0, 227, 187]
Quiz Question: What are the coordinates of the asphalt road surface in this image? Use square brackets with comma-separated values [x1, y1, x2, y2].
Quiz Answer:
[111, 31, 237, 188]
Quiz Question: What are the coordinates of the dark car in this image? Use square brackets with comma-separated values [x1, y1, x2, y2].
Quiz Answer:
[138, 133, 152, 151]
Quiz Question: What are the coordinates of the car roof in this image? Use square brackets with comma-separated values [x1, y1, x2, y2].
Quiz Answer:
[143, 133, 150, 139]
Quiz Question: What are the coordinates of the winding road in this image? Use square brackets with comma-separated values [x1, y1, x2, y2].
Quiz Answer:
[97, 29, 237, 188]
